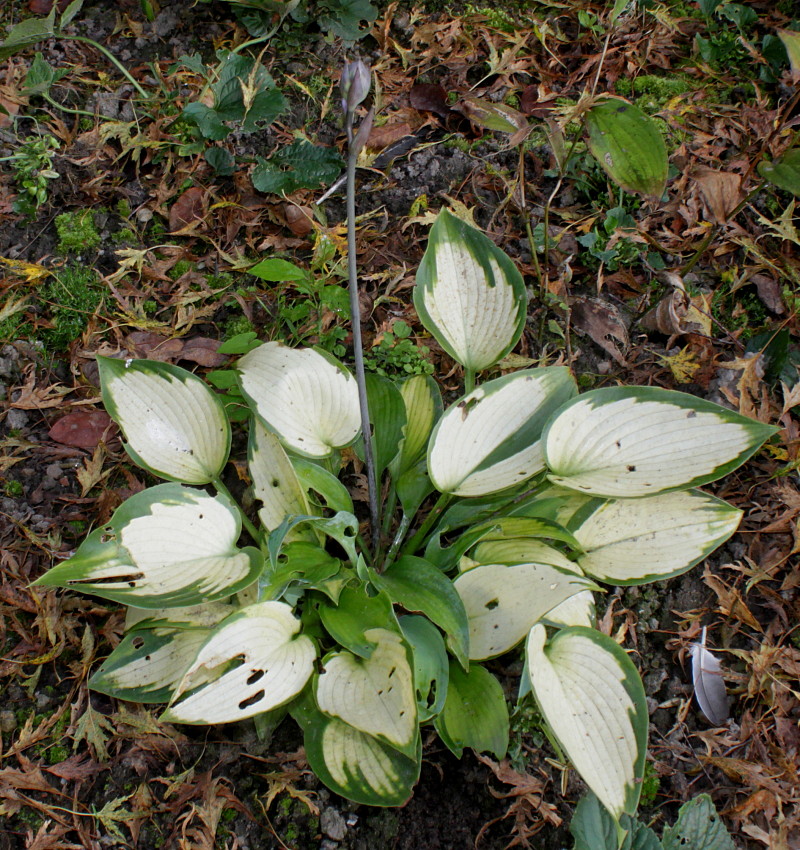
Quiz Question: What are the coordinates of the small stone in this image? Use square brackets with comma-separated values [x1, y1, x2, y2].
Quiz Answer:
[45, 463, 62, 479]
[36, 692, 52, 711]
[6, 409, 29, 430]
[0, 710, 17, 733]
[320, 807, 347, 842]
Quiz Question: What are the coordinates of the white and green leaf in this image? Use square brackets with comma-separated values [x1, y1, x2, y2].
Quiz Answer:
[249, 418, 314, 540]
[237, 342, 361, 458]
[414, 208, 527, 372]
[90, 626, 211, 703]
[544, 386, 777, 498]
[429, 367, 577, 497]
[304, 714, 421, 807]
[454, 562, 595, 659]
[163, 601, 315, 724]
[33, 484, 261, 608]
[315, 628, 418, 756]
[98, 356, 231, 485]
[471, 539, 596, 628]
[526, 625, 648, 822]
[573, 490, 742, 585]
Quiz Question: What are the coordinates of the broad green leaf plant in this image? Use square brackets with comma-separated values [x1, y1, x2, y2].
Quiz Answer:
[36, 62, 775, 840]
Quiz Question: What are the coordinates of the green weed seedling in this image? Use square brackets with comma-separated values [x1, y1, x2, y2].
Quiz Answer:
[34, 63, 773, 849]
[0, 133, 60, 217]
[571, 791, 735, 850]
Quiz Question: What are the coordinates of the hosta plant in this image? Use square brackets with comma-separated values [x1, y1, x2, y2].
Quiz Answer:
[35, 68, 774, 842]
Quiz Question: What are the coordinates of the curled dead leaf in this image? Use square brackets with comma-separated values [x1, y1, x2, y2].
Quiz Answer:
[367, 122, 413, 151]
[570, 296, 629, 365]
[283, 204, 314, 237]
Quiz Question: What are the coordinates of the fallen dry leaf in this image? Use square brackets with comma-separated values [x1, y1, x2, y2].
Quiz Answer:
[49, 410, 117, 449]
[180, 337, 227, 368]
[169, 187, 207, 232]
[571, 296, 629, 365]
[692, 167, 744, 224]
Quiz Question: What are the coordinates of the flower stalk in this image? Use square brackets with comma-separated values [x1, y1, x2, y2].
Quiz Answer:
[342, 60, 380, 557]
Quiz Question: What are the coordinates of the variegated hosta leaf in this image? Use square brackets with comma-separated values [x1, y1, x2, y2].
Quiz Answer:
[388, 374, 442, 479]
[90, 626, 211, 703]
[237, 341, 361, 458]
[316, 628, 417, 756]
[428, 368, 577, 497]
[98, 356, 231, 484]
[471, 539, 595, 628]
[454, 562, 594, 659]
[544, 387, 777, 498]
[305, 715, 421, 806]
[414, 208, 527, 372]
[32, 484, 261, 608]
[249, 418, 314, 541]
[526, 625, 648, 822]
[572, 490, 742, 585]
[124, 601, 235, 630]
[163, 601, 315, 724]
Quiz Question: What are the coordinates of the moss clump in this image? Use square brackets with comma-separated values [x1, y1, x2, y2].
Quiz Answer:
[55, 210, 101, 254]
[616, 75, 693, 111]
[41, 266, 104, 350]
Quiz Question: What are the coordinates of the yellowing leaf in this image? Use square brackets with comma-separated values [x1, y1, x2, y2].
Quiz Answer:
[0, 256, 51, 282]
[657, 347, 701, 383]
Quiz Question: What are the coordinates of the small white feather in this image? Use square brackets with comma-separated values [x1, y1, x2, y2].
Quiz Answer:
[690, 626, 729, 726]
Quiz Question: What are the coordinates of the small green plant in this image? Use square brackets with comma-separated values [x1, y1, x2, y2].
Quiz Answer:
[0, 134, 60, 217]
[35, 64, 772, 847]
[364, 321, 434, 378]
[55, 210, 101, 254]
[570, 791, 734, 850]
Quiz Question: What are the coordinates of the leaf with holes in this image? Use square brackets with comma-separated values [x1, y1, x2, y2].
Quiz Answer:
[162, 601, 315, 724]
[454, 562, 595, 659]
[470, 538, 595, 628]
[572, 490, 742, 585]
[238, 342, 361, 458]
[543, 386, 777, 498]
[414, 209, 527, 372]
[33, 484, 262, 608]
[315, 628, 418, 757]
[98, 357, 231, 485]
[249, 418, 314, 540]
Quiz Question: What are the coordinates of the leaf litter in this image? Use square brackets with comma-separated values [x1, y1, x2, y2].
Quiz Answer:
[0, 0, 799, 847]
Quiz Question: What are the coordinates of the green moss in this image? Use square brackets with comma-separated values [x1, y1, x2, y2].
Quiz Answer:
[110, 227, 138, 244]
[639, 761, 660, 806]
[224, 314, 254, 339]
[55, 210, 101, 254]
[168, 259, 195, 280]
[46, 744, 70, 764]
[4, 480, 23, 497]
[40, 266, 104, 350]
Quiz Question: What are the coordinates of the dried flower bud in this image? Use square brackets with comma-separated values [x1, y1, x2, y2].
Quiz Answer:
[340, 60, 371, 114]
